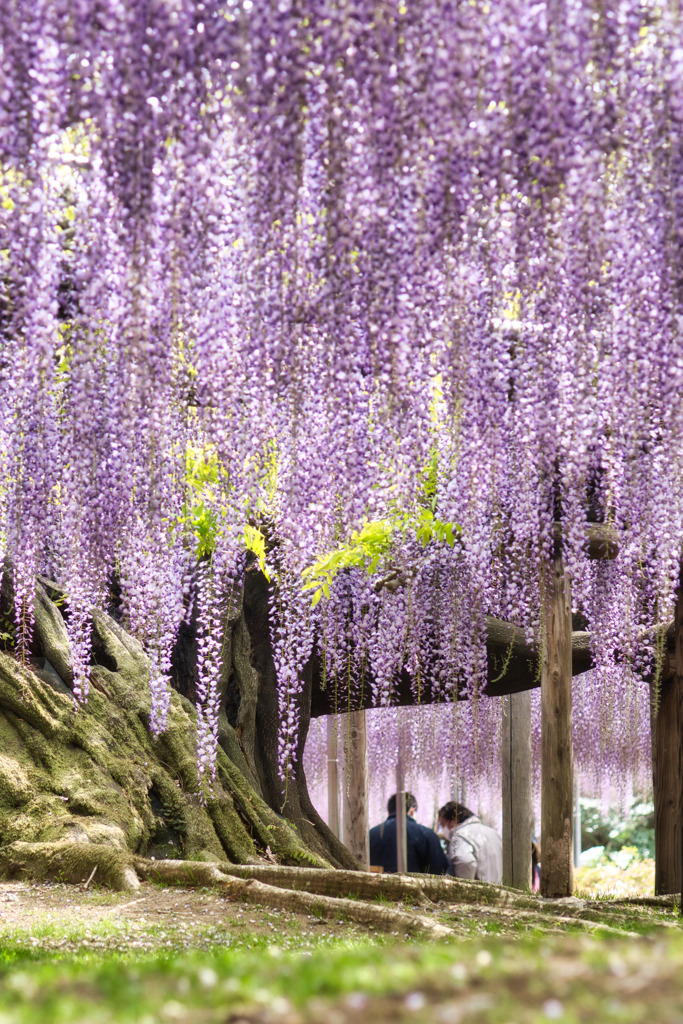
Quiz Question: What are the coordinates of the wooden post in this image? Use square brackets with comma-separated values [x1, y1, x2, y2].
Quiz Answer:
[573, 776, 581, 868]
[678, 587, 683, 911]
[326, 715, 340, 840]
[540, 550, 574, 898]
[341, 710, 369, 869]
[502, 690, 532, 890]
[652, 681, 681, 895]
[396, 734, 408, 874]
[652, 588, 683, 895]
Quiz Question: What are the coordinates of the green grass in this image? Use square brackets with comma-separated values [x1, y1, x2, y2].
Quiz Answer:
[3, 928, 683, 1024]
[0, 935, 508, 1023]
[2, 881, 683, 1023]
[0, 935, 392, 1022]
[0, 912, 341, 969]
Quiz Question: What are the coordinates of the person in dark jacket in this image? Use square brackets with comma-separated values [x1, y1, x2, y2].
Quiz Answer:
[369, 793, 449, 874]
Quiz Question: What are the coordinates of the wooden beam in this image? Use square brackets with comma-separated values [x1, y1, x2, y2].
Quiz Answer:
[540, 552, 574, 898]
[341, 710, 369, 869]
[326, 715, 340, 840]
[551, 522, 619, 560]
[502, 690, 533, 890]
[309, 621, 595, 717]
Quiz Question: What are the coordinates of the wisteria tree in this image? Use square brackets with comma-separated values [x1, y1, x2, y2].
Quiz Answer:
[1, 1, 682, 888]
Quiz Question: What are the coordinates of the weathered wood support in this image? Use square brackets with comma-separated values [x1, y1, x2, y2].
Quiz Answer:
[310, 619, 595, 716]
[679, 587, 683, 912]
[307, 523, 620, 718]
[551, 522, 619, 561]
[540, 552, 574, 898]
[326, 715, 341, 840]
[502, 690, 533, 890]
[573, 777, 581, 868]
[652, 589, 683, 895]
[396, 735, 408, 874]
[341, 710, 369, 869]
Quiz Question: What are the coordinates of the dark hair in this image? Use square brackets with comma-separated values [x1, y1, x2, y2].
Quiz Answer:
[438, 801, 473, 825]
[387, 792, 418, 816]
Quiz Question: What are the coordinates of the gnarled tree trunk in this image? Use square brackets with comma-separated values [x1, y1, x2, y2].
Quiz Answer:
[0, 559, 674, 887]
[0, 568, 341, 882]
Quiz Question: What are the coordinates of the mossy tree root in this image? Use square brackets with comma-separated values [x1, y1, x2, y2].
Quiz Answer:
[0, 847, 646, 940]
[607, 895, 678, 908]
[190, 862, 538, 908]
[135, 857, 454, 937]
[477, 904, 641, 938]
[0, 841, 140, 891]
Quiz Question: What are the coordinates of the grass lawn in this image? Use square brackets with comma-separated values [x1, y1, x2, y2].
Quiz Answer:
[1, 878, 682, 1023]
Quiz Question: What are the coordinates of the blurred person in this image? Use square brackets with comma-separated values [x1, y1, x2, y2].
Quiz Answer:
[437, 801, 503, 883]
[369, 792, 449, 874]
[532, 837, 541, 892]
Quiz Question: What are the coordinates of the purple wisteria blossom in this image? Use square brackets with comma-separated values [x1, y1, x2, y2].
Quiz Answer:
[1, 1, 681, 785]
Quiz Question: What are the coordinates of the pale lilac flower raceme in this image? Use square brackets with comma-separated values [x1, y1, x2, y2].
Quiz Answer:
[0, 2, 680, 788]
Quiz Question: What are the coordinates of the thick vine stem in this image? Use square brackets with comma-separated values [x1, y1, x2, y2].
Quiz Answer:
[0, 848, 653, 941]
[308, 616, 596, 715]
[134, 860, 642, 939]
[221, 865, 545, 910]
[605, 895, 678, 908]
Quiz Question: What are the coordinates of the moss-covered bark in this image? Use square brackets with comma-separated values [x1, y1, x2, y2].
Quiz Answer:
[168, 569, 360, 870]
[239, 571, 359, 869]
[0, 575, 326, 872]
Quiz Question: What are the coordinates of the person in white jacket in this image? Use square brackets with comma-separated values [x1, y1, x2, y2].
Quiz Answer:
[436, 801, 503, 884]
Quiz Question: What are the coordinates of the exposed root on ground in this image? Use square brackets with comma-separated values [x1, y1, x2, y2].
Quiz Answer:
[608, 895, 678, 908]
[0, 844, 664, 940]
[480, 904, 641, 938]
[0, 841, 140, 891]
[136, 858, 453, 937]
[181, 862, 536, 908]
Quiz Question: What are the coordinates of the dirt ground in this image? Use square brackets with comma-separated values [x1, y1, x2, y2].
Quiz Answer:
[0, 878, 274, 930]
[0, 878, 362, 955]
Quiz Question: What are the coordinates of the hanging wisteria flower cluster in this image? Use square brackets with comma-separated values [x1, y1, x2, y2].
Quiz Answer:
[305, 678, 653, 838]
[1, 0, 683, 781]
